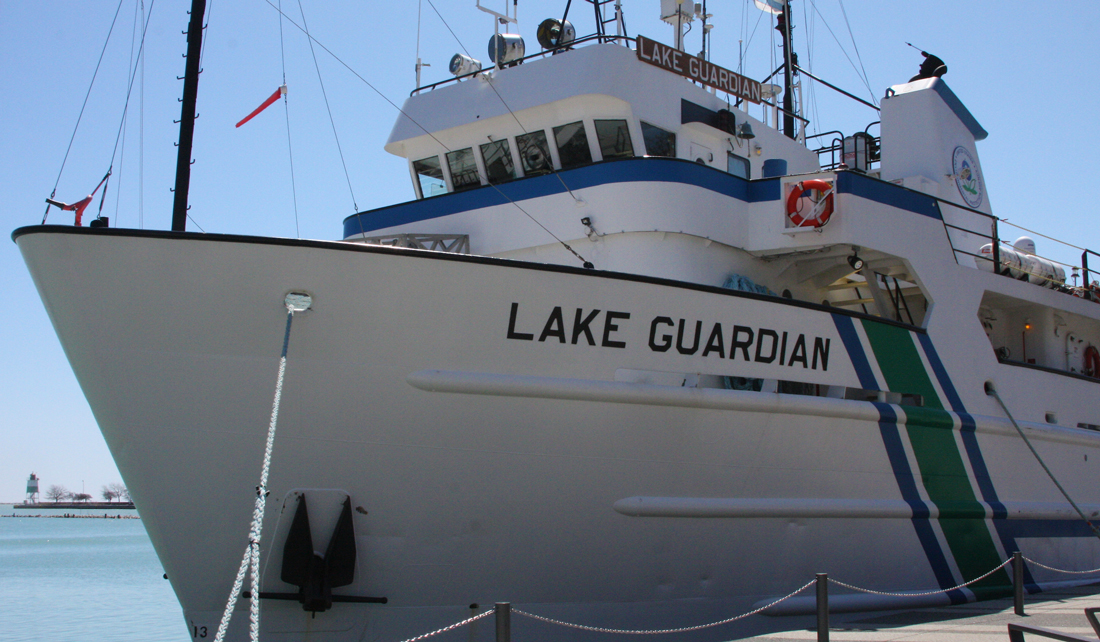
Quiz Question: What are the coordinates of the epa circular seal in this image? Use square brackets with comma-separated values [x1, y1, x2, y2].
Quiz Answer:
[952, 145, 983, 208]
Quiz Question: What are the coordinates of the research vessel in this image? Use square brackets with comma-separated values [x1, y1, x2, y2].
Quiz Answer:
[14, 1, 1100, 640]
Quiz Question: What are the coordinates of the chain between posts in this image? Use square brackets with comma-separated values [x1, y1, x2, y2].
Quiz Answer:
[389, 554, 1100, 641]
[511, 579, 817, 635]
[828, 558, 1013, 597]
[393, 609, 495, 642]
[1023, 557, 1100, 575]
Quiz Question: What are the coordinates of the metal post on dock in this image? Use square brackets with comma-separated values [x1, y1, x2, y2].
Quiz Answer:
[1013, 552, 1025, 616]
[991, 218, 1001, 274]
[816, 573, 829, 642]
[495, 602, 511, 642]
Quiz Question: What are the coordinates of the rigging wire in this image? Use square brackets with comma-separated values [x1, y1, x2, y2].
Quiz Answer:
[112, 0, 142, 225]
[139, 0, 146, 229]
[92, 0, 157, 228]
[261, 3, 440, 160]
[198, 0, 214, 71]
[835, 0, 875, 107]
[278, 0, 301, 238]
[425, 0, 528, 134]
[43, 0, 127, 224]
[108, 0, 155, 168]
[295, 0, 358, 213]
[424, 0, 584, 204]
[416, 0, 591, 264]
[805, 0, 876, 106]
[801, 0, 821, 136]
[768, 6, 776, 90]
[262, 0, 593, 268]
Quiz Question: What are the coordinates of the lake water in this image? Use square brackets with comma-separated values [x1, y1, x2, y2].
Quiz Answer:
[0, 504, 188, 642]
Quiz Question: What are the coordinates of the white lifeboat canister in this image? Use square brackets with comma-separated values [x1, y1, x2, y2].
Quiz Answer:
[977, 239, 1066, 288]
[977, 243, 1023, 278]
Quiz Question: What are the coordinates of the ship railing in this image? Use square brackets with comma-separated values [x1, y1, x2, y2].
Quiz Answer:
[938, 200, 1098, 299]
[807, 131, 843, 170]
[412, 33, 637, 96]
[353, 233, 470, 254]
[392, 553, 1100, 642]
[410, 32, 812, 142]
[808, 122, 881, 172]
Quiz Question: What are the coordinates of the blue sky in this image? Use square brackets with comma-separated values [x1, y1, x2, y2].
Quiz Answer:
[2, 0, 1098, 500]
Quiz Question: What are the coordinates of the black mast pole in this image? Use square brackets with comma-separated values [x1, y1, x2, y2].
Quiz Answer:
[777, 1, 795, 140]
[171, 0, 207, 232]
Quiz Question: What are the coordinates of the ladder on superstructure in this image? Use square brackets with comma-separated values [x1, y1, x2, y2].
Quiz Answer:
[586, 0, 625, 43]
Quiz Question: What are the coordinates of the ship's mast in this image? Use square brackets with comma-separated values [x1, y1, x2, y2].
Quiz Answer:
[171, 0, 207, 232]
[777, 1, 795, 139]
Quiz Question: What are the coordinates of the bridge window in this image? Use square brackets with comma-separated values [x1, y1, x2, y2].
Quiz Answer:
[727, 152, 749, 179]
[641, 122, 676, 157]
[412, 155, 446, 198]
[480, 139, 516, 184]
[445, 147, 481, 192]
[594, 119, 634, 160]
[517, 130, 552, 176]
[554, 121, 593, 169]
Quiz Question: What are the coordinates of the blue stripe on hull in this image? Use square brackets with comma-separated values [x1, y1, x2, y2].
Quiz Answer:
[915, 334, 1040, 591]
[831, 314, 878, 391]
[832, 314, 963, 599]
[874, 403, 968, 604]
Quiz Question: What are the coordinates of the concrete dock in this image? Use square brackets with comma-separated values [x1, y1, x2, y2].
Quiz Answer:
[745, 583, 1100, 641]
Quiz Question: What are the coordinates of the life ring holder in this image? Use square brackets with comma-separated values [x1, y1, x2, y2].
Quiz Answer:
[786, 179, 835, 228]
[1085, 345, 1100, 378]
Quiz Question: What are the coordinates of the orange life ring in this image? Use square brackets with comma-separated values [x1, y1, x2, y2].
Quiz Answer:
[787, 179, 834, 228]
[1085, 345, 1100, 378]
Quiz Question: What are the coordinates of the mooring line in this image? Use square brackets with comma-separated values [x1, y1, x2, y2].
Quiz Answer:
[213, 292, 312, 642]
[986, 383, 1100, 542]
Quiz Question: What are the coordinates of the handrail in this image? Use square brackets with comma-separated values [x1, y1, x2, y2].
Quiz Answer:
[411, 34, 636, 95]
[410, 33, 810, 129]
[1083, 249, 1099, 287]
[805, 130, 844, 143]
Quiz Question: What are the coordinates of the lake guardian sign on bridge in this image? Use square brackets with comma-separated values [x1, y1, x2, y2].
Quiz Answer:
[636, 35, 763, 104]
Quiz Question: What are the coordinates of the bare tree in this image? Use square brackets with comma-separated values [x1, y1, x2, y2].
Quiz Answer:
[46, 485, 69, 503]
[72, 493, 92, 503]
[101, 485, 117, 502]
[108, 483, 130, 502]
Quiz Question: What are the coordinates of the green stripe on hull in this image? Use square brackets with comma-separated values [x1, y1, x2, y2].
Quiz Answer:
[861, 321, 1011, 595]
[861, 322, 943, 410]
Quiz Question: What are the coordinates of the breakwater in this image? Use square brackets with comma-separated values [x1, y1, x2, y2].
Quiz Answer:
[15, 501, 135, 510]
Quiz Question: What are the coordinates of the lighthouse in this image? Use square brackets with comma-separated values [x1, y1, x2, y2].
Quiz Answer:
[25, 473, 39, 504]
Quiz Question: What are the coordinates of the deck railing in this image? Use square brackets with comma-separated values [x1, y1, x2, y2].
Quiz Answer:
[938, 199, 1098, 301]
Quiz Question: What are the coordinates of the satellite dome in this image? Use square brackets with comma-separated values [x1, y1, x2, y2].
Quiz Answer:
[1013, 236, 1036, 255]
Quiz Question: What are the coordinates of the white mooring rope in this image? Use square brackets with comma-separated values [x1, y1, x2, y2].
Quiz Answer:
[213, 294, 310, 642]
[986, 384, 1100, 543]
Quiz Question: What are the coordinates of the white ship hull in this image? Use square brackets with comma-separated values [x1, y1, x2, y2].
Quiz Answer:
[16, 226, 1100, 641]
